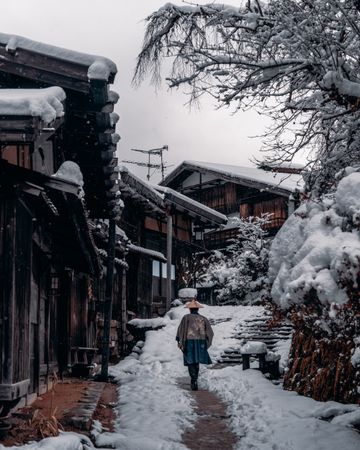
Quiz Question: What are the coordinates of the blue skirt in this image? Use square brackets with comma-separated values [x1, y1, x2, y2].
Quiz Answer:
[183, 339, 212, 365]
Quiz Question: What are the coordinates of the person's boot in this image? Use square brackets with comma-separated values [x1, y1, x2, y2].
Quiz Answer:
[191, 378, 198, 391]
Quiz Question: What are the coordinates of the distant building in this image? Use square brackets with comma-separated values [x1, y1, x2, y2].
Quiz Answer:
[161, 160, 303, 250]
[118, 167, 226, 317]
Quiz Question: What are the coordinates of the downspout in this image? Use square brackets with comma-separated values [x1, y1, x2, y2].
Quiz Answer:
[100, 217, 116, 379]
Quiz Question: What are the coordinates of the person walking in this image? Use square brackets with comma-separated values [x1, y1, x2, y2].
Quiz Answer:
[176, 299, 214, 390]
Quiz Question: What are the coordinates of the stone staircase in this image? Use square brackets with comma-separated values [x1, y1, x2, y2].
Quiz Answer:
[217, 314, 293, 365]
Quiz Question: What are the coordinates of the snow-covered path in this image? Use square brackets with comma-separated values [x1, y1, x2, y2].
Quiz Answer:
[93, 305, 360, 450]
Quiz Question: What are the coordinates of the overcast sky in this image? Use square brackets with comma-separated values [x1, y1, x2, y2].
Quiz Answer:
[0, 0, 271, 182]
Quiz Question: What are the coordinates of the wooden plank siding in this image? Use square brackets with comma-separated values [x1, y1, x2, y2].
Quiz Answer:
[145, 213, 192, 242]
[189, 183, 237, 214]
[240, 196, 288, 230]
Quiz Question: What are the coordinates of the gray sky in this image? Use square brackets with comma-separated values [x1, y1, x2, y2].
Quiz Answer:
[0, 0, 270, 182]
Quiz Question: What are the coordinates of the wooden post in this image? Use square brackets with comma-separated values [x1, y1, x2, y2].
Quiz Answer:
[100, 218, 116, 380]
[166, 209, 173, 311]
[121, 267, 127, 354]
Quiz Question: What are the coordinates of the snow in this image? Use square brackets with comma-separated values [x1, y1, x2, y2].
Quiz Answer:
[0, 32, 117, 81]
[154, 184, 227, 223]
[128, 317, 166, 329]
[52, 161, 84, 187]
[0, 431, 93, 450]
[0, 87, 65, 123]
[270, 170, 360, 311]
[6, 305, 359, 450]
[128, 244, 166, 262]
[351, 347, 360, 367]
[104, 304, 359, 450]
[336, 172, 360, 222]
[241, 341, 267, 354]
[178, 288, 197, 298]
[174, 160, 304, 193]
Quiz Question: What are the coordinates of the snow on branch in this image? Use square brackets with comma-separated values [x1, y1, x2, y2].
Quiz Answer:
[136, 1, 360, 194]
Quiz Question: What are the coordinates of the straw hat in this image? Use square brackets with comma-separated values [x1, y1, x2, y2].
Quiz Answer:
[184, 299, 204, 309]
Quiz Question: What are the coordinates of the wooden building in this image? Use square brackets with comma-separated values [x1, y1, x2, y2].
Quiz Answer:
[119, 167, 226, 317]
[161, 160, 303, 250]
[0, 34, 120, 411]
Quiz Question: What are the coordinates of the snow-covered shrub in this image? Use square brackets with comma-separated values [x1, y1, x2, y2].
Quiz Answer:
[269, 169, 360, 402]
[199, 215, 271, 305]
[270, 168, 360, 316]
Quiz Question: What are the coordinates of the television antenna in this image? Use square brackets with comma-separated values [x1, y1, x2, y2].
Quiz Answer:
[122, 145, 171, 181]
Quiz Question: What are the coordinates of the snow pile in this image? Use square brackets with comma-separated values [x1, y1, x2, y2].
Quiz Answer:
[202, 367, 360, 450]
[52, 162, 84, 187]
[178, 288, 197, 299]
[127, 317, 166, 329]
[0, 431, 93, 450]
[351, 346, 360, 367]
[240, 341, 267, 354]
[270, 170, 360, 312]
[0, 87, 65, 123]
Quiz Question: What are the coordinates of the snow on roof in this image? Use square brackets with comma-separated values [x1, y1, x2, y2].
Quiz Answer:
[169, 160, 304, 193]
[0, 87, 65, 123]
[155, 185, 227, 223]
[119, 166, 164, 204]
[0, 33, 117, 81]
[128, 244, 167, 262]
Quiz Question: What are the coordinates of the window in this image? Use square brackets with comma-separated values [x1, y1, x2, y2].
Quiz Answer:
[152, 261, 175, 280]
[152, 260, 160, 277]
[1, 144, 32, 169]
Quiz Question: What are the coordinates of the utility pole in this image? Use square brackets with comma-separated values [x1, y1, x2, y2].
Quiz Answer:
[122, 145, 170, 181]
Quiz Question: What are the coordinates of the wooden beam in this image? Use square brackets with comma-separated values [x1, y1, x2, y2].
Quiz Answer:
[0, 54, 90, 93]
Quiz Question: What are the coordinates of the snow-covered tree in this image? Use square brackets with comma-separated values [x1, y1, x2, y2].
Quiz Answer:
[199, 215, 271, 304]
[135, 0, 360, 194]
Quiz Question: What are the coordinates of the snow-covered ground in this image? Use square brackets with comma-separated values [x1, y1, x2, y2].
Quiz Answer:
[2, 304, 359, 450]
[98, 304, 359, 450]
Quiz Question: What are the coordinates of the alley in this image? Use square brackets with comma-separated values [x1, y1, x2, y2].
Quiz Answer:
[95, 304, 359, 450]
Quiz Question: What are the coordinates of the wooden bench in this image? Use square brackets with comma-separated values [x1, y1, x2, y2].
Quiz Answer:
[240, 341, 281, 377]
[241, 352, 267, 372]
[241, 341, 268, 372]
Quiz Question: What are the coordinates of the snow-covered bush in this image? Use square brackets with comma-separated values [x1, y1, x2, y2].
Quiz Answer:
[199, 215, 271, 305]
[270, 168, 360, 317]
[270, 168, 360, 402]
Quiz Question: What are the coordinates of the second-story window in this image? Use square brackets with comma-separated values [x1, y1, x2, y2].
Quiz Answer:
[1, 144, 32, 169]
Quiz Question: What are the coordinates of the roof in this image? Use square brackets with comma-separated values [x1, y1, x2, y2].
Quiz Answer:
[154, 185, 227, 225]
[0, 33, 117, 82]
[119, 166, 164, 216]
[0, 87, 65, 123]
[161, 160, 304, 196]
[120, 166, 226, 226]
[0, 34, 120, 219]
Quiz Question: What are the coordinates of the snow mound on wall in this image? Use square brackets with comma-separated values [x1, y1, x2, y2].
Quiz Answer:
[0, 87, 65, 123]
[52, 161, 84, 187]
[269, 170, 360, 311]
